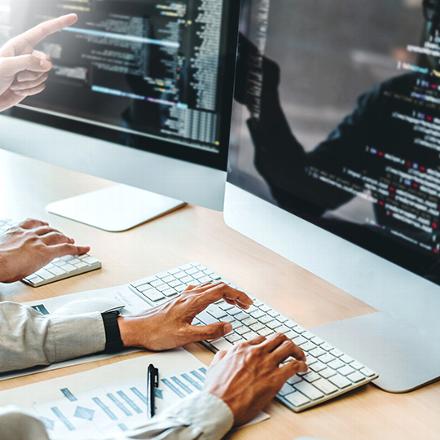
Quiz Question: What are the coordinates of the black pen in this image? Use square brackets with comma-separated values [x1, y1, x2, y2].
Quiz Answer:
[147, 363, 159, 418]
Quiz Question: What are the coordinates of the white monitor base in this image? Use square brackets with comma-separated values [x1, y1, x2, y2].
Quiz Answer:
[47, 184, 186, 232]
[312, 312, 440, 393]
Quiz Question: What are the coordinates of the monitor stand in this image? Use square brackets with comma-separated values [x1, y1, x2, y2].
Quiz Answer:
[47, 184, 186, 232]
[312, 311, 440, 393]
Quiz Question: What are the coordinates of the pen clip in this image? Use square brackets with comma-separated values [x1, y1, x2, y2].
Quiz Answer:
[153, 367, 159, 387]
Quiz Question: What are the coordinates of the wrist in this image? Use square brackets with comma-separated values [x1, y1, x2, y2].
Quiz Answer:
[117, 316, 156, 349]
[0, 252, 14, 283]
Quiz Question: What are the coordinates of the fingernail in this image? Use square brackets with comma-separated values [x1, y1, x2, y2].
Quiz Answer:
[224, 323, 232, 333]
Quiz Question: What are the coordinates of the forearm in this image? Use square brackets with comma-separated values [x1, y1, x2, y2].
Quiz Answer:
[0, 302, 106, 374]
[0, 393, 233, 440]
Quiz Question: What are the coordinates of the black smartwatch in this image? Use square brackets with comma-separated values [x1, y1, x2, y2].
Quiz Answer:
[101, 311, 124, 353]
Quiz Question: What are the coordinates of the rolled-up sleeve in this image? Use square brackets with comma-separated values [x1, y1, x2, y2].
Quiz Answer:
[0, 301, 106, 374]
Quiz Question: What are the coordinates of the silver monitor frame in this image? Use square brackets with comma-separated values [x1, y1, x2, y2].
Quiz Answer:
[224, 182, 440, 392]
[0, 115, 226, 210]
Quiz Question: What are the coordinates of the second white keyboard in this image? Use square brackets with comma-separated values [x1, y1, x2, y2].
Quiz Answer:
[0, 219, 102, 287]
[129, 262, 379, 412]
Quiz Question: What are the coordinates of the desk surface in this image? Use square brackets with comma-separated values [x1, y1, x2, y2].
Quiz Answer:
[0, 149, 438, 440]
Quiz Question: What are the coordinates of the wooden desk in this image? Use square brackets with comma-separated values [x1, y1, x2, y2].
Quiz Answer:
[0, 149, 438, 440]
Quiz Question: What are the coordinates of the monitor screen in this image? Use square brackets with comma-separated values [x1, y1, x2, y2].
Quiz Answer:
[229, 0, 440, 285]
[0, 0, 239, 170]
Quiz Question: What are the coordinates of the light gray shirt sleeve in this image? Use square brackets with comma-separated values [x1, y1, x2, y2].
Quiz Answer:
[0, 392, 234, 440]
[0, 301, 106, 374]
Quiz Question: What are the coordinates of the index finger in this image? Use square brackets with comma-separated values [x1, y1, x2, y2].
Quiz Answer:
[19, 14, 78, 48]
[193, 283, 253, 312]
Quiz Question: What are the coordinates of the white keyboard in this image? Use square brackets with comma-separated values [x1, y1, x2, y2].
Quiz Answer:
[129, 263, 379, 412]
[0, 219, 102, 287]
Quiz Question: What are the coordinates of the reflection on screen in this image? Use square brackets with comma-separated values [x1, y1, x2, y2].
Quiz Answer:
[230, 0, 440, 284]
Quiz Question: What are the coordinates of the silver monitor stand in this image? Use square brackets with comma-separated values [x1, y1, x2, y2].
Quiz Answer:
[224, 183, 440, 393]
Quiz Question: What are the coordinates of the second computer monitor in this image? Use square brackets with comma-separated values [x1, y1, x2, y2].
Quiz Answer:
[0, 0, 239, 209]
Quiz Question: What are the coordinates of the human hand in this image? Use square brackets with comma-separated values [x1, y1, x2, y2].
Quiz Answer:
[204, 334, 308, 426]
[0, 14, 77, 111]
[0, 218, 90, 283]
[118, 282, 253, 351]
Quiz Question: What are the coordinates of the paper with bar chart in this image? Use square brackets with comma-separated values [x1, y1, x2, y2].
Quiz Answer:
[0, 350, 268, 438]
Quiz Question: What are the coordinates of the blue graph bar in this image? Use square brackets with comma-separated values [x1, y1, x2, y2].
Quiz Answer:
[107, 393, 132, 416]
[60, 387, 77, 402]
[130, 387, 147, 405]
[162, 378, 185, 398]
[182, 373, 203, 390]
[117, 390, 143, 414]
[51, 406, 75, 431]
[92, 397, 117, 421]
[190, 370, 206, 383]
[171, 376, 193, 395]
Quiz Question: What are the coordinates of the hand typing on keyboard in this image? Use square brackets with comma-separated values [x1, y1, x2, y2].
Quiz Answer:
[0, 218, 90, 283]
[117, 282, 254, 351]
[205, 333, 308, 425]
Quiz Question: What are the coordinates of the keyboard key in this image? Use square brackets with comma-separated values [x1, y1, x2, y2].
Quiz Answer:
[321, 343, 334, 351]
[311, 336, 324, 346]
[351, 361, 364, 370]
[250, 322, 265, 332]
[284, 391, 310, 407]
[329, 374, 352, 389]
[314, 378, 338, 395]
[181, 276, 194, 284]
[303, 372, 320, 383]
[299, 341, 316, 352]
[293, 336, 307, 345]
[328, 359, 345, 370]
[235, 326, 249, 336]
[163, 288, 178, 297]
[310, 361, 326, 373]
[321, 368, 337, 379]
[330, 348, 344, 357]
[225, 333, 242, 343]
[267, 320, 283, 330]
[309, 347, 326, 358]
[279, 383, 295, 396]
[259, 327, 274, 336]
[211, 339, 233, 351]
[35, 269, 53, 280]
[319, 353, 336, 364]
[243, 331, 258, 340]
[207, 305, 228, 319]
[143, 289, 165, 302]
[197, 311, 220, 325]
[234, 312, 249, 321]
[242, 317, 257, 326]
[340, 355, 354, 364]
[348, 372, 365, 383]
[259, 315, 273, 324]
[250, 310, 266, 319]
[48, 266, 64, 276]
[338, 365, 355, 376]
[60, 263, 76, 272]
[294, 382, 324, 400]
[287, 375, 302, 386]
[360, 367, 376, 378]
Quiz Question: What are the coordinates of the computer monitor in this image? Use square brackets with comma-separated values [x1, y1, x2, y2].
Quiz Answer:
[0, 0, 239, 227]
[225, 0, 440, 392]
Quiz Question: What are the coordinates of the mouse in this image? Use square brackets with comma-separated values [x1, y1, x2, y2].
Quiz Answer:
[53, 298, 125, 315]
